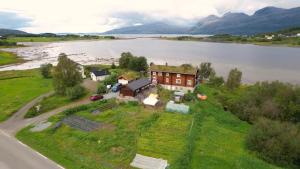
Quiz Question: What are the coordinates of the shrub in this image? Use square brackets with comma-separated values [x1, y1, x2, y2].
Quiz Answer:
[246, 118, 300, 166]
[66, 85, 85, 100]
[40, 63, 53, 78]
[183, 91, 194, 102]
[209, 75, 224, 87]
[226, 68, 242, 90]
[103, 73, 118, 86]
[97, 83, 106, 94]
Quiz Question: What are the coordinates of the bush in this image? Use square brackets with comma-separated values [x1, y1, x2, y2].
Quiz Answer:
[183, 91, 194, 102]
[103, 73, 118, 86]
[226, 68, 242, 90]
[209, 75, 224, 87]
[246, 118, 300, 166]
[66, 85, 85, 100]
[97, 83, 106, 94]
[40, 63, 53, 78]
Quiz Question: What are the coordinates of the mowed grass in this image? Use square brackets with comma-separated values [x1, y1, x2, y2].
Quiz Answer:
[0, 50, 23, 66]
[0, 69, 52, 121]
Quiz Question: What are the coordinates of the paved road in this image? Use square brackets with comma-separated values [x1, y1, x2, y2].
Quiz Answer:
[0, 79, 118, 169]
[0, 130, 63, 169]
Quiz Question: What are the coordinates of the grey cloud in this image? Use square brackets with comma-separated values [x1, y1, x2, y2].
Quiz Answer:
[0, 11, 32, 29]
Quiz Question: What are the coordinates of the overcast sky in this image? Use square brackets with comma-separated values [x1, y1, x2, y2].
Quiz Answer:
[1, 0, 300, 33]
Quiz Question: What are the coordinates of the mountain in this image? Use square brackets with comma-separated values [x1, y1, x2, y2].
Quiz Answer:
[0, 29, 29, 36]
[190, 6, 300, 35]
[103, 22, 190, 34]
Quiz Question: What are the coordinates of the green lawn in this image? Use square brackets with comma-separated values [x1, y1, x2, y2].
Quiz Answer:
[25, 94, 73, 118]
[0, 69, 52, 121]
[0, 50, 23, 66]
[16, 86, 283, 169]
[25, 92, 88, 118]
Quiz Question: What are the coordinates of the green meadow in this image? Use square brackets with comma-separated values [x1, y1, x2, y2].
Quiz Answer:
[0, 69, 52, 121]
[0, 50, 23, 66]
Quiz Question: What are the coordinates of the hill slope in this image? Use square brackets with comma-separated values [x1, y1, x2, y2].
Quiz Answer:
[190, 7, 300, 35]
[0, 29, 29, 36]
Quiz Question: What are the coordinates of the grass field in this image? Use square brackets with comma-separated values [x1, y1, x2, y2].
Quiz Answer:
[17, 86, 283, 169]
[0, 69, 52, 121]
[0, 50, 23, 66]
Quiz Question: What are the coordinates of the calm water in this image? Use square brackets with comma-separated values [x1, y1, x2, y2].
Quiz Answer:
[1, 38, 300, 84]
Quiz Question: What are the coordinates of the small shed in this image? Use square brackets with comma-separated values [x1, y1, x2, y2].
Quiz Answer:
[130, 154, 168, 169]
[90, 69, 109, 81]
[143, 94, 159, 106]
[118, 72, 139, 85]
[120, 78, 151, 97]
[166, 101, 189, 114]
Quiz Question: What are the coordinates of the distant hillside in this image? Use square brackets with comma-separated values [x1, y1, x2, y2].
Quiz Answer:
[190, 7, 300, 35]
[103, 22, 190, 34]
[104, 6, 300, 35]
[0, 29, 29, 36]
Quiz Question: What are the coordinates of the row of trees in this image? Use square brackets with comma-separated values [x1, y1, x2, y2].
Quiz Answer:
[198, 62, 242, 90]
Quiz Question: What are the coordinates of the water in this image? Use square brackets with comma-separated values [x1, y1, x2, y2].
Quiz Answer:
[1, 38, 300, 84]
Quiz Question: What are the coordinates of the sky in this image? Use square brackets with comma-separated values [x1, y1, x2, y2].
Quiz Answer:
[0, 0, 300, 33]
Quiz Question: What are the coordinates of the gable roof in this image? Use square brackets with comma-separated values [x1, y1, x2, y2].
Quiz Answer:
[150, 64, 198, 75]
[119, 71, 139, 81]
[127, 78, 151, 91]
[91, 69, 109, 76]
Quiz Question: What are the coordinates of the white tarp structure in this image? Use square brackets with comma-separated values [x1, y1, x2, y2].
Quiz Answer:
[166, 101, 190, 114]
[130, 154, 168, 169]
[143, 94, 159, 106]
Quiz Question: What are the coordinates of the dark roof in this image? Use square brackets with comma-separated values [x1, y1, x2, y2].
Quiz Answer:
[91, 69, 109, 76]
[127, 78, 151, 91]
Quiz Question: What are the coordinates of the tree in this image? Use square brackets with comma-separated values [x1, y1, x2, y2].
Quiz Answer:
[119, 52, 133, 68]
[103, 73, 118, 86]
[226, 68, 242, 90]
[66, 85, 85, 100]
[111, 62, 116, 69]
[199, 62, 214, 81]
[119, 52, 148, 72]
[40, 63, 53, 78]
[97, 83, 107, 94]
[209, 74, 224, 87]
[53, 53, 82, 95]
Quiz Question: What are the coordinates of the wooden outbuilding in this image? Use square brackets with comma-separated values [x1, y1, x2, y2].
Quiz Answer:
[120, 78, 151, 97]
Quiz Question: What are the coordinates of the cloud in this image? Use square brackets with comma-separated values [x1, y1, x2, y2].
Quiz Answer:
[0, 11, 32, 29]
[0, 0, 299, 33]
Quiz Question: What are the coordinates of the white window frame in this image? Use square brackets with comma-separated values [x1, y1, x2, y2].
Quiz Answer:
[158, 72, 162, 76]
[166, 73, 169, 77]
[176, 74, 181, 78]
[165, 78, 169, 83]
[176, 79, 181, 84]
[152, 72, 156, 76]
[187, 80, 192, 86]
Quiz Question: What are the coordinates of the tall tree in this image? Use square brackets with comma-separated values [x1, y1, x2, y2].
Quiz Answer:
[199, 62, 214, 81]
[53, 53, 82, 95]
[226, 68, 242, 90]
[119, 52, 133, 68]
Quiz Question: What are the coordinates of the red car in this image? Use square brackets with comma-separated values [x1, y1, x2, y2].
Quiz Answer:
[90, 94, 104, 101]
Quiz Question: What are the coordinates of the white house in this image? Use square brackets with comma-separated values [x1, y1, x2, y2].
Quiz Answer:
[297, 33, 300, 37]
[265, 35, 274, 40]
[90, 70, 109, 81]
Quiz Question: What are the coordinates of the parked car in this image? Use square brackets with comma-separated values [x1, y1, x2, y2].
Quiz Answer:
[111, 83, 122, 92]
[90, 94, 104, 101]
